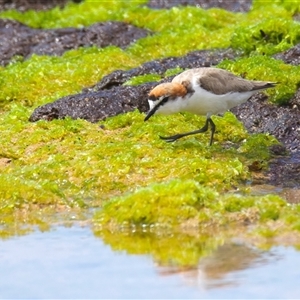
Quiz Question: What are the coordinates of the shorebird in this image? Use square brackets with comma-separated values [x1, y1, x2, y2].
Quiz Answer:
[144, 67, 276, 146]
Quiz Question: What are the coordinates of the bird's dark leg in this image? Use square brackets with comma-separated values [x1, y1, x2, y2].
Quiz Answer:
[160, 117, 216, 146]
[207, 117, 215, 146]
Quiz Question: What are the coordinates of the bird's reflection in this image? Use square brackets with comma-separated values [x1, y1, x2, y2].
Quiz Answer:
[96, 228, 281, 290]
[156, 242, 278, 289]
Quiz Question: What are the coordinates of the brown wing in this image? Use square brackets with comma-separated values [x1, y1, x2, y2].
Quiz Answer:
[199, 69, 276, 95]
[174, 68, 276, 95]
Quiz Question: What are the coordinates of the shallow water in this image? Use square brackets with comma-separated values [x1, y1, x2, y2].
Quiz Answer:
[0, 225, 300, 299]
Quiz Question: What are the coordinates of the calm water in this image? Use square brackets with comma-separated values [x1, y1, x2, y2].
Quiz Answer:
[0, 225, 299, 299]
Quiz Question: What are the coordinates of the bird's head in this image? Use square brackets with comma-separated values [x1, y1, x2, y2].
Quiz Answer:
[144, 82, 186, 121]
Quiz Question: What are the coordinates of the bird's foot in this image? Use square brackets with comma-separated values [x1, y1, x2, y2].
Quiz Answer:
[159, 134, 183, 143]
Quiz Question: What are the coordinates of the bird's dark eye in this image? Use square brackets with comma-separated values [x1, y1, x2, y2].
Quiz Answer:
[160, 96, 169, 105]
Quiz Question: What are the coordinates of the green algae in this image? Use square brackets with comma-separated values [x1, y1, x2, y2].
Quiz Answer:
[0, 105, 279, 235]
[95, 179, 292, 229]
[0, 0, 299, 240]
[252, 0, 300, 15]
[0, 47, 139, 108]
[94, 178, 300, 251]
[231, 17, 300, 56]
[0, 108, 262, 205]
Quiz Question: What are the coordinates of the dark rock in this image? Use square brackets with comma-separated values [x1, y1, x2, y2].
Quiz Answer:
[0, 19, 151, 66]
[147, 0, 252, 12]
[267, 153, 300, 188]
[289, 88, 300, 110]
[273, 43, 300, 66]
[232, 86, 300, 188]
[29, 82, 156, 123]
[0, 0, 82, 12]
[232, 93, 300, 153]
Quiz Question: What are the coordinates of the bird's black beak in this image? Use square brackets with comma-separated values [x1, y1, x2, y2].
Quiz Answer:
[144, 96, 169, 122]
[144, 108, 156, 121]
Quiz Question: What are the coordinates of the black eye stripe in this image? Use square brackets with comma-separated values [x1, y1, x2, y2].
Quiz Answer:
[151, 96, 169, 113]
[160, 96, 169, 104]
[155, 96, 169, 108]
[144, 97, 169, 121]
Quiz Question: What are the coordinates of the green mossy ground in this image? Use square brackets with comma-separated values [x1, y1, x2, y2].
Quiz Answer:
[0, 0, 300, 243]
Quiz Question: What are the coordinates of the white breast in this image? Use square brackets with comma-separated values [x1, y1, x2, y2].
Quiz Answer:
[183, 78, 257, 116]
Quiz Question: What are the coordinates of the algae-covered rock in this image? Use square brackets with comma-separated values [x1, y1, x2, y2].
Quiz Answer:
[94, 178, 300, 241]
[147, 0, 252, 12]
[91, 48, 238, 90]
[0, 19, 151, 66]
[232, 93, 300, 153]
[28, 48, 239, 122]
[29, 48, 300, 153]
[274, 43, 300, 66]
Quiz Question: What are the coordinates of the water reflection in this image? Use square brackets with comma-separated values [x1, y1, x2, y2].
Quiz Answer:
[95, 228, 226, 267]
[95, 228, 279, 291]
[157, 242, 277, 290]
[0, 225, 299, 298]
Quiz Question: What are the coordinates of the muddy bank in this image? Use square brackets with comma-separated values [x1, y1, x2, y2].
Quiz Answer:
[0, 19, 151, 66]
[268, 153, 300, 188]
[234, 43, 300, 188]
[29, 83, 155, 123]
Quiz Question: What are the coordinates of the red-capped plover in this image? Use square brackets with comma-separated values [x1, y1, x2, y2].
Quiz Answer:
[144, 67, 277, 146]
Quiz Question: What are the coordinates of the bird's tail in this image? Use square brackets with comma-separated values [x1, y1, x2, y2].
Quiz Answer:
[252, 81, 278, 91]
